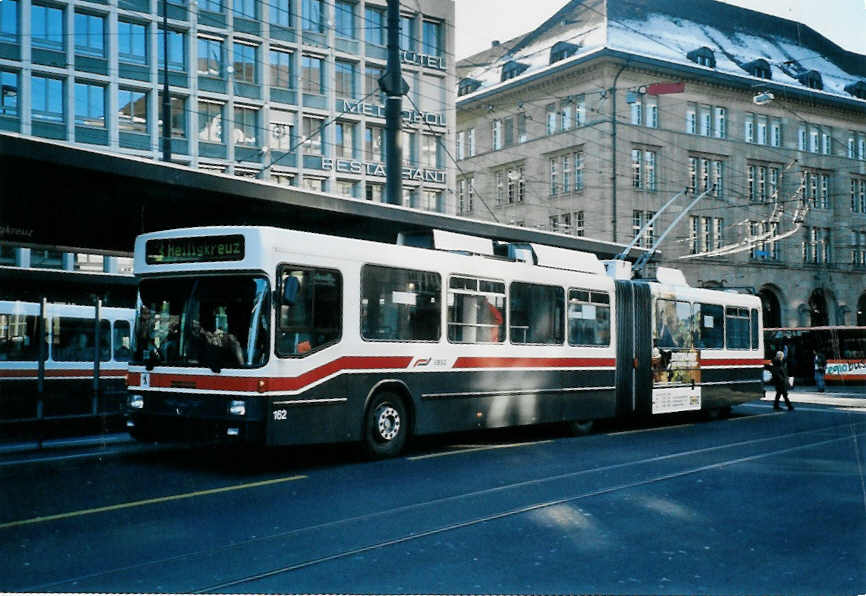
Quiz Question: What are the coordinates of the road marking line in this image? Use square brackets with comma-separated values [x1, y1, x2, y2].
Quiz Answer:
[607, 423, 694, 436]
[407, 440, 553, 461]
[0, 475, 306, 530]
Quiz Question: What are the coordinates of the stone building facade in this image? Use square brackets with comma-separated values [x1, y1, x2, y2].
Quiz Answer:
[455, 0, 866, 327]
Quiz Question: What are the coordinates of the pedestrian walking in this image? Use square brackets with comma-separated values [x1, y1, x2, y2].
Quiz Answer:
[814, 351, 826, 392]
[770, 350, 794, 411]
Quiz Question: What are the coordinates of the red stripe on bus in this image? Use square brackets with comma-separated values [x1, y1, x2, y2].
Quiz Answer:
[131, 356, 414, 393]
[453, 357, 616, 369]
[699, 358, 766, 367]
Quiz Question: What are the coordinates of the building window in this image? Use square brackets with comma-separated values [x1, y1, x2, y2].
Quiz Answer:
[574, 152, 584, 191]
[270, 49, 293, 89]
[365, 6, 385, 45]
[158, 29, 186, 71]
[852, 231, 866, 268]
[0, 0, 17, 40]
[74, 82, 105, 127]
[575, 211, 584, 236]
[686, 105, 696, 134]
[233, 106, 257, 145]
[632, 149, 656, 191]
[770, 119, 782, 147]
[303, 177, 325, 192]
[233, 42, 257, 84]
[74, 12, 104, 56]
[491, 119, 503, 151]
[365, 64, 385, 104]
[688, 216, 724, 254]
[805, 171, 832, 209]
[198, 101, 223, 143]
[32, 4, 63, 49]
[714, 107, 726, 139]
[467, 128, 476, 157]
[118, 21, 147, 65]
[366, 183, 383, 202]
[632, 211, 655, 249]
[457, 176, 475, 214]
[31, 75, 64, 122]
[749, 221, 779, 261]
[802, 227, 831, 264]
[233, 0, 255, 19]
[302, 0, 324, 32]
[334, 60, 356, 100]
[690, 157, 724, 198]
[421, 134, 440, 168]
[744, 113, 755, 143]
[399, 14, 414, 51]
[335, 121, 355, 159]
[335, 0, 355, 39]
[747, 164, 779, 202]
[699, 104, 711, 136]
[198, 37, 223, 77]
[300, 116, 322, 155]
[456, 130, 464, 161]
[270, 110, 294, 151]
[422, 20, 442, 57]
[271, 172, 295, 186]
[302, 55, 325, 95]
[270, 0, 290, 26]
[365, 124, 383, 161]
[0, 70, 18, 116]
[546, 104, 556, 135]
[157, 93, 186, 138]
[118, 88, 147, 133]
[851, 178, 866, 213]
[550, 157, 558, 196]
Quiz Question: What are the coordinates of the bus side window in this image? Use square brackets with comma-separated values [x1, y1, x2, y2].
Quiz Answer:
[277, 267, 342, 357]
[114, 320, 132, 361]
[0, 313, 39, 361]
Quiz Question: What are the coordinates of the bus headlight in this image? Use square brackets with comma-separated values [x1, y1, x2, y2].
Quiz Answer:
[128, 394, 144, 409]
[229, 400, 247, 416]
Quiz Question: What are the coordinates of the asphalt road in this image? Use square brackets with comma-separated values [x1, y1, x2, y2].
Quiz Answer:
[1, 400, 864, 595]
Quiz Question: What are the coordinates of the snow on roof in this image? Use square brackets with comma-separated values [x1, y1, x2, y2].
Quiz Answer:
[457, 1, 865, 105]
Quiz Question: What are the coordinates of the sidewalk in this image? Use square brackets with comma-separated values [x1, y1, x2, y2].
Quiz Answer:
[761, 384, 866, 408]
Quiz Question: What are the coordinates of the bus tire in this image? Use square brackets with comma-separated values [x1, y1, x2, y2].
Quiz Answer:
[363, 392, 408, 459]
[567, 419, 594, 435]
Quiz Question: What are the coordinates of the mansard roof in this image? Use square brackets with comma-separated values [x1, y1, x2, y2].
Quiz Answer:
[457, 0, 865, 108]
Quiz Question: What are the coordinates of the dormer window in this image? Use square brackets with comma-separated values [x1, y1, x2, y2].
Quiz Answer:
[686, 47, 716, 69]
[844, 80, 866, 100]
[458, 77, 482, 97]
[744, 59, 772, 80]
[501, 60, 529, 82]
[798, 70, 823, 90]
[550, 41, 580, 64]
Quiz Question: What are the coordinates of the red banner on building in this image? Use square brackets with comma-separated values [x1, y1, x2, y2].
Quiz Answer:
[647, 82, 685, 95]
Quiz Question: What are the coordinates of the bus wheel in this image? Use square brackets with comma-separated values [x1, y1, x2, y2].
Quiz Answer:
[363, 392, 408, 459]
[567, 419, 594, 435]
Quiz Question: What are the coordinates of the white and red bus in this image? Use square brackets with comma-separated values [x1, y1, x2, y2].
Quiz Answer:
[765, 326, 866, 384]
[0, 301, 135, 425]
[125, 226, 764, 457]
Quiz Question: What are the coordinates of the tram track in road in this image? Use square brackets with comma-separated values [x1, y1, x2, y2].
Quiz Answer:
[19, 415, 866, 593]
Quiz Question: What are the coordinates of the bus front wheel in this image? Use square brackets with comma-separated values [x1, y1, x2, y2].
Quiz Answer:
[363, 392, 408, 459]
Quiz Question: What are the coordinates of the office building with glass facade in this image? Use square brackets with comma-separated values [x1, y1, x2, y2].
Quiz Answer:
[0, 0, 455, 215]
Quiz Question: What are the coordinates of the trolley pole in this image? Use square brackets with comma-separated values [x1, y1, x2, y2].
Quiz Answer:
[382, 0, 407, 205]
[160, 0, 172, 162]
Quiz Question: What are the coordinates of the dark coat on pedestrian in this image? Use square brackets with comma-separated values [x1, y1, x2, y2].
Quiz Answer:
[770, 355, 788, 392]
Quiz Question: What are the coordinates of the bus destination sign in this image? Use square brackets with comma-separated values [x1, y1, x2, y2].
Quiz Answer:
[146, 235, 245, 264]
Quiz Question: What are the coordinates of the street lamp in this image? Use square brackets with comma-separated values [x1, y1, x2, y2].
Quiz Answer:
[753, 90, 775, 105]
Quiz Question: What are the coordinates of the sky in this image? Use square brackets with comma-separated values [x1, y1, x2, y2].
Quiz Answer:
[454, 0, 866, 60]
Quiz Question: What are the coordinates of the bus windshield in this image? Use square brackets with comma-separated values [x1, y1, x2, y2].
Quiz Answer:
[134, 276, 270, 369]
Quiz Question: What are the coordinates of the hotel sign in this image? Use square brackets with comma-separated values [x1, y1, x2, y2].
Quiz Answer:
[338, 99, 446, 127]
[400, 50, 446, 71]
[321, 158, 446, 184]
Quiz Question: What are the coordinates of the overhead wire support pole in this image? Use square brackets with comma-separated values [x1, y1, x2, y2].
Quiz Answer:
[616, 187, 688, 260]
[160, 0, 171, 162]
[634, 185, 715, 273]
[383, 0, 408, 206]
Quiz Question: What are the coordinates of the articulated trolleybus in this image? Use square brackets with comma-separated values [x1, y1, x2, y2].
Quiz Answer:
[125, 226, 764, 457]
